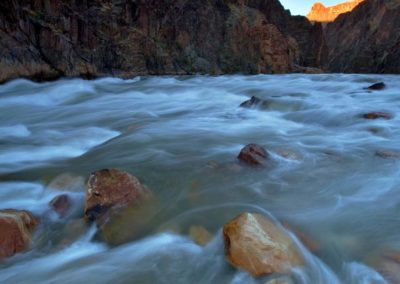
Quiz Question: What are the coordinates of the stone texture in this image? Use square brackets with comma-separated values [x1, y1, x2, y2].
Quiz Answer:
[324, 0, 400, 73]
[0, 0, 326, 83]
[238, 144, 269, 167]
[306, 0, 364, 23]
[0, 209, 38, 258]
[223, 212, 303, 277]
[84, 169, 151, 222]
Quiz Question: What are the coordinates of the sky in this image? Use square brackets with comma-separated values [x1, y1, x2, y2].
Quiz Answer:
[279, 0, 345, 16]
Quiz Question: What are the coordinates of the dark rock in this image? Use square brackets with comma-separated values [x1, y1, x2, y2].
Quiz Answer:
[363, 112, 393, 120]
[0, 209, 38, 258]
[223, 212, 303, 277]
[367, 82, 386, 90]
[84, 169, 152, 222]
[49, 194, 71, 218]
[239, 96, 263, 108]
[238, 144, 269, 166]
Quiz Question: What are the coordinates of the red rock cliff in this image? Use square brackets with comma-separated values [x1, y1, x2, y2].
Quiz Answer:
[0, 0, 326, 83]
[306, 0, 364, 22]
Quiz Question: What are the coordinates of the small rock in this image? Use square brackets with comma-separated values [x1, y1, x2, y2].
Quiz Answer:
[49, 194, 71, 217]
[362, 112, 393, 120]
[47, 173, 85, 192]
[238, 144, 269, 166]
[239, 96, 262, 108]
[223, 212, 303, 277]
[0, 209, 38, 258]
[189, 226, 213, 246]
[376, 150, 400, 159]
[84, 169, 152, 222]
[367, 82, 386, 90]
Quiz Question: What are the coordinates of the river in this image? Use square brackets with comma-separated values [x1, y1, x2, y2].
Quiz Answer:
[0, 74, 399, 283]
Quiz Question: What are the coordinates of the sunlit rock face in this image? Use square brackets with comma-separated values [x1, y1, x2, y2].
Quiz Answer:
[306, 0, 364, 22]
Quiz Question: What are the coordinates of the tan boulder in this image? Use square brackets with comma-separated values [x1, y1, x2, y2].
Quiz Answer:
[223, 212, 303, 277]
[0, 209, 38, 258]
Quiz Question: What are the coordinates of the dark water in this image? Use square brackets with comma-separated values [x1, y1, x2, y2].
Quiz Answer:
[0, 74, 399, 283]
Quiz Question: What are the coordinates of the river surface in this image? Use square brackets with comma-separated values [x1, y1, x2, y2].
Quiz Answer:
[0, 74, 399, 283]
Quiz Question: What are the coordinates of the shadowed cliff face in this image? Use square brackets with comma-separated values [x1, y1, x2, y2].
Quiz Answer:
[325, 0, 400, 73]
[0, 0, 326, 83]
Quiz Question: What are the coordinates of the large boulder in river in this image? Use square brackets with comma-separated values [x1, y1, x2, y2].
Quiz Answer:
[223, 212, 303, 277]
[84, 169, 152, 222]
[238, 144, 269, 167]
[0, 209, 38, 258]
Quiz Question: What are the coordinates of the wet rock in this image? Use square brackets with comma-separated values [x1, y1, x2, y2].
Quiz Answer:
[223, 212, 303, 277]
[376, 150, 400, 159]
[0, 209, 38, 258]
[49, 194, 71, 218]
[84, 169, 152, 222]
[283, 223, 320, 253]
[96, 197, 158, 246]
[362, 112, 393, 120]
[370, 251, 400, 283]
[239, 96, 263, 108]
[47, 173, 85, 192]
[367, 82, 386, 91]
[238, 144, 269, 167]
[189, 226, 213, 246]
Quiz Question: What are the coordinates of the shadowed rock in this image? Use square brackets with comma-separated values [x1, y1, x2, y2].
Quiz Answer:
[238, 144, 269, 166]
[363, 112, 393, 120]
[367, 82, 386, 91]
[49, 194, 71, 218]
[223, 212, 303, 277]
[239, 96, 263, 108]
[0, 209, 38, 258]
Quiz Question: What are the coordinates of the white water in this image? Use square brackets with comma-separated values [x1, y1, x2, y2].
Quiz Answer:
[0, 74, 399, 283]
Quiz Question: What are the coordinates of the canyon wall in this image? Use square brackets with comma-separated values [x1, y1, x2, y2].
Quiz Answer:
[325, 0, 400, 73]
[0, 0, 326, 83]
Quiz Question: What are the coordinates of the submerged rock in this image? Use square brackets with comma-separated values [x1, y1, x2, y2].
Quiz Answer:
[367, 82, 386, 91]
[189, 226, 213, 246]
[376, 150, 400, 159]
[238, 144, 269, 167]
[50, 194, 71, 218]
[84, 169, 152, 222]
[370, 251, 400, 283]
[239, 96, 263, 108]
[47, 173, 85, 192]
[362, 112, 393, 120]
[0, 209, 38, 258]
[223, 212, 303, 277]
